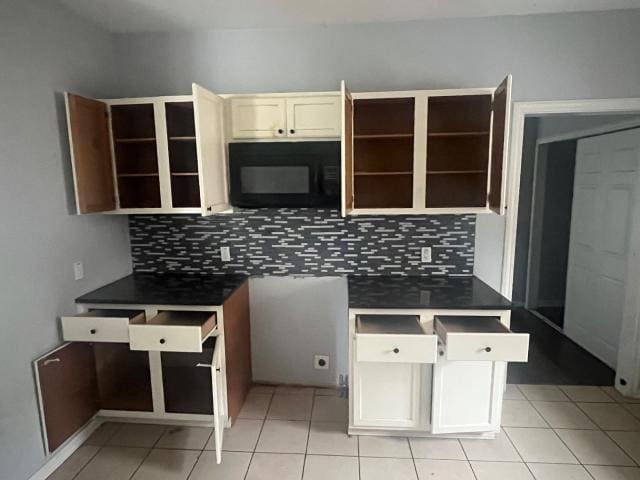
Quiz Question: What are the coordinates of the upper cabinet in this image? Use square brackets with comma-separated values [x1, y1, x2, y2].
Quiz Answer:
[341, 75, 512, 216]
[230, 94, 341, 139]
[65, 83, 229, 215]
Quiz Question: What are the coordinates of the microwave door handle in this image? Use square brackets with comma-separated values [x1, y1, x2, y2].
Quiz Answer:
[312, 168, 322, 194]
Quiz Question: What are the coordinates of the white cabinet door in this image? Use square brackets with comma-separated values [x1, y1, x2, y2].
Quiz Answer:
[353, 361, 423, 428]
[488, 74, 512, 214]
[230, 98, 287, 139]
[210, 337, 225, 464]
[193, 84, 230, 215]
[431, 359, 505, 434]
[341, 81, 354, 217]
[285, 96, 341, 138]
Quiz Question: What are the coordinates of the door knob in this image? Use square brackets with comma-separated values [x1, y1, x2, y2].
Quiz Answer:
[484, 347, 492, 353]
[90, 329, 97, 335]
[159, 338, 166, 344]
[289, 129, 295, 134]
[277, 129, 284, 134]
[393, 348, 400, 354]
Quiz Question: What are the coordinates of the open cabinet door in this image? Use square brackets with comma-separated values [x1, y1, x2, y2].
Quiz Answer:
[65, 93, 116, 214]
[488, 75, 512, 214]
[193, 83, 229, 216]
[211, 337, 225, 464]
[341, 81, 354, 216]
[34, 343, 98, 453]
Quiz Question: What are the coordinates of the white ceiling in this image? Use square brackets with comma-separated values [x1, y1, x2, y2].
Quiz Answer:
[59, 0, 640, 33]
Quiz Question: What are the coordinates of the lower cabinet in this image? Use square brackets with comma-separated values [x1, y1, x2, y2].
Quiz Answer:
[34, 342, 153, 453]
[431, 359, 505, 434]
[353, 362, 424, 429]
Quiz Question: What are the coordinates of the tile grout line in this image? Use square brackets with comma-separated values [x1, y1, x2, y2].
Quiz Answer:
[127, 424, 169, 480]
[300, 393, 316, 480]
[406, 436, 420, 480]
[457, 438, 479, 480]
[601, 430, 640, 468]
[243, 390, 274, 480]
[69, 422, 123, 480]
[501, 427, 541, 479]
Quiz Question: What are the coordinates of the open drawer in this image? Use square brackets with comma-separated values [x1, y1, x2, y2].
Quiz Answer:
[61, 310, 145, 343]
[129, 311, 217, 353]
[355, 315, 437, 363]
[435, 316, 529, 362]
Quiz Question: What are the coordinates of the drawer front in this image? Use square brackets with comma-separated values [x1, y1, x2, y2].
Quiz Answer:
[129, 325, 205, 353]
[61, 316, 130, 343]
[444, 333, 529, 362]
[356, 334, 437, 363]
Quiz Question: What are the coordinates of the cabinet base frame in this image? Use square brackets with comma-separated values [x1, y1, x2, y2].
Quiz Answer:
[347, 426, 497, 439]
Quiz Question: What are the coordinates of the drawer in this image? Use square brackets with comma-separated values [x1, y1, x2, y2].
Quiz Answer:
[355, 315, 437, 364]
[61, 310, 145, 343]
[435, 316, 529, 362]
[129, 311, 217, 353]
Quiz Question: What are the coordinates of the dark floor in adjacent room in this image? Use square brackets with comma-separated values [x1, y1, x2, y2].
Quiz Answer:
[507, 308, 615, 385]
[534, 305, 565, 329]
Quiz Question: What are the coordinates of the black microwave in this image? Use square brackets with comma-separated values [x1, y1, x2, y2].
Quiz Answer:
[229, 141, 341, 208]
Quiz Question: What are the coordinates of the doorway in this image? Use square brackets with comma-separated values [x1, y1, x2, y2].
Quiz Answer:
[504, 102, 640, 395]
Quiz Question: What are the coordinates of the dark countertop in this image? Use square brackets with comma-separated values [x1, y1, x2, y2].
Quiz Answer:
[348, 275, 513, 310]
[76, 273, 248, 306]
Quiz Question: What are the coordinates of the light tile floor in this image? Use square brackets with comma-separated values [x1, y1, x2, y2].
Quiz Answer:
[48, 384, 640, 480]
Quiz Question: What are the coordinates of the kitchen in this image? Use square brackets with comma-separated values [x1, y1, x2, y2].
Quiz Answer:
[4, 2, 640, 480]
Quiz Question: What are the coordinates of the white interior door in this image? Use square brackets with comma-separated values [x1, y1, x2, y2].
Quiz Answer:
[192, 83, 229, 216]
[565, 129, 640, 368]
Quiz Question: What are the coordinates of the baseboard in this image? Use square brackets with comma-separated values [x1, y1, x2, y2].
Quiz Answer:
[29, 418, 103, 480]
[528, 309, 564, 334]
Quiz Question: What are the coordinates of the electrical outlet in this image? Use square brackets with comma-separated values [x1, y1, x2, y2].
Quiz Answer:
[73, 261, 84, 280]
[314, 355, 329, 370]
[421, 247, 432, 263]
[220, 247, 231, 262]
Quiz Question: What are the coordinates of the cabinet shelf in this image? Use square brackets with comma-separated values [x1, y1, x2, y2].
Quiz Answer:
[428, 131, 489, 138]
[427, 170, 486, 175]
[171, 172, 198, 176]
[354, 133, 414, 140]
[117, 173, 159, 178]
[355, 171, 412, 176]
[169, 136, 196, 141]
[114, 137, 156, 143]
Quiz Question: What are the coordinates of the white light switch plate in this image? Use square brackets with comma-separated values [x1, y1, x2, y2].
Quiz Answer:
[421, 247, 432, 263]
[73, 261, 84, 280]
[220, 247, 231, 262]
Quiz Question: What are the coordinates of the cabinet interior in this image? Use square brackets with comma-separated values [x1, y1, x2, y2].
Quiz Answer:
[151, 311, 217, 338]
[426, 95, 492, 208]
[353, 98, 415, 208]
[161, 337, 216, 414]
[166, 102, 200, 208]
[111, 104, 161, 208]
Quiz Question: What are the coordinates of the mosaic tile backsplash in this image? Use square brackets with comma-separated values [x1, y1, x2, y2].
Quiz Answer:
[129, 209, 476, 276]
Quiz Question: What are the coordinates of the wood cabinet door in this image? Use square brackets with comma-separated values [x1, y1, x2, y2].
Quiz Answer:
[65, 93, 116, 214]
[230, 97, 287, 139]
[488, 75, 512, 214]
[340, 81, 354, 216]
[431, 359, 505, 434]
[193, 83, 230, 216]
[285, 96, 341, 137]
[34, 343, 99, 453]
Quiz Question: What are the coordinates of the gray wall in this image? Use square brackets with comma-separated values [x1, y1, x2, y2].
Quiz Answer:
[249, 277, 349, 386]
[112, 10, 640, 100]
[0, 2, 132, 479]
[536, 140, 577, 305]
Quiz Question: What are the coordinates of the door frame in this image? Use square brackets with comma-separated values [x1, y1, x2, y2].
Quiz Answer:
[502, 98, 640, 396]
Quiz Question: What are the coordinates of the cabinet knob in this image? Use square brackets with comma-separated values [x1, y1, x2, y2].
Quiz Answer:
[393, 348, 400, 354]
[277, 129, 284, 134]
[484, 347, 492, 353]
[289, 129, 295, 134]
[90, 329, 97, 335]
[159, 338, 166, 345]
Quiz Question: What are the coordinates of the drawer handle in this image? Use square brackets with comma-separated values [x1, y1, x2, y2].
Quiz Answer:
[393, 348, 400, 354]
[159, 338, 166, 345]
[43, 358, 61, 366]
[484, 347, 492, 353]
[90, 329, 97, 335]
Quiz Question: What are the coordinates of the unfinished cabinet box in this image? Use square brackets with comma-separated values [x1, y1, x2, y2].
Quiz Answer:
[230, 95, 341, 139]
[65, 83, 229, 215]
[341, 76, 512, 215]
